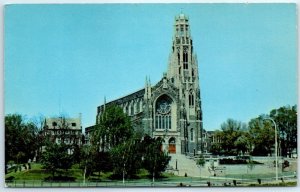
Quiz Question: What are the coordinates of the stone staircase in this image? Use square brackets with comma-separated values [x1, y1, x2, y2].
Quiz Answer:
[168, 154, 209, 177]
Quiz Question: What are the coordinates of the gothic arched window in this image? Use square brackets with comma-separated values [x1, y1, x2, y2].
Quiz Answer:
[136, 100, 140, 113]
[190, 128, 194, 141]
[130, 103, 134, 115]
[155, 95, 172, 130]
[189, 91, 194, 107]
[183, 47, 188, 69]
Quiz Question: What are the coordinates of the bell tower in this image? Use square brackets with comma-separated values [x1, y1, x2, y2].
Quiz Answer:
[167, 13, 198, 88]
[167, 13, 204, 154]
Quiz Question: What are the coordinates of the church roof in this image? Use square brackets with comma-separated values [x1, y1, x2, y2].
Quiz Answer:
[98, 88, 145, 110]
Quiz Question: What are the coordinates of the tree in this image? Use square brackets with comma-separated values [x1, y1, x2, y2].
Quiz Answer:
[40, 142, 73, 178]
[5, 114, 38, 172]
[197, 154, 205, 167]
[209, 130, 223, 155]
[79, 145, 112, 179]
[218, 119, 247, 155]
[210, 142, 222, 155]
[87, 104, 135, 178]
[248, 116, 275, 156]
[270, 105, 297, 157]
[110, 138, 143, 178]
[234, 133, 251, 155]
[92, 104, 133, 151]
[142, 136, 171, 178]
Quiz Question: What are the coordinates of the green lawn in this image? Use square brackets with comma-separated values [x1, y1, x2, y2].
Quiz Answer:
[5, 163, 84, 181]
[5, 163, 178, 182]
[6, 163, 296, 187]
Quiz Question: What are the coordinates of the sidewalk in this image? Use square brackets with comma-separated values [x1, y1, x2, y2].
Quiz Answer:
[168, 154, 211, 177]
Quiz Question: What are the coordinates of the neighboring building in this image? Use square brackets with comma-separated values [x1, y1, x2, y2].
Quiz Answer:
[202, 130, 211, 154]
[42, 115, 83, 153]
[89, 13, 204, 155]
[84, 125, 94, 145]
[202, 130, 220, 154]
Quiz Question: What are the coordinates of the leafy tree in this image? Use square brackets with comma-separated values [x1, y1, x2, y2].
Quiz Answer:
[234, 132, 251, 155]
[197, 154, 205, 167]
[210, 142, 222, 155]
[209, 130, 223, 155]
[30, 114, 46, 160]
[248, 116, 275, 156]
[79, 145, 112, 179]
[210, 119, 250, 156]
[5, 114, 38, 172]
[142, 136, 171, 178]
[71, 144, 82, 164]
[270, 105, 297, 157]
[92, 104, 133, 151]
[110, 138, 142, 178]
[218, 119, 248, 155]
[40, 142, 73, 178]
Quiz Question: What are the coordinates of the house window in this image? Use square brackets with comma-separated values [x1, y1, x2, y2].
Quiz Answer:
[72, 123, 76, 127]
[52, 122, 57, 127]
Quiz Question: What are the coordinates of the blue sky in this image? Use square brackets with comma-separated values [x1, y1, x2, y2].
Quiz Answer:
[4, 4, 297, 131]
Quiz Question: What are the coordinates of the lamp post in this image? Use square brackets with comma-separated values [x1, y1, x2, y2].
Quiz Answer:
[122, 141, 127, 185]
[122, 154, 125, 185]
[264, 117, 278, 181]
[83, 144, 89, 186]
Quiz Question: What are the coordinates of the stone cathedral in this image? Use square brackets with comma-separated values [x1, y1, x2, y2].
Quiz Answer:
[95, 13, 203, 155]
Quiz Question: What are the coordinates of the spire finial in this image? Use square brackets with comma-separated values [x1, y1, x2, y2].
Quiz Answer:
[104, 96, 106, 111]
[145, 76, 148, 87]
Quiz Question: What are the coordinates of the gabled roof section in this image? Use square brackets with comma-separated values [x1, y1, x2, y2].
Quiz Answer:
[44, 117, 81, 130]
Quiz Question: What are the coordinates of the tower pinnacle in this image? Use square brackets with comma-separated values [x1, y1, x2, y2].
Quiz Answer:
[167, 13, 198, 88]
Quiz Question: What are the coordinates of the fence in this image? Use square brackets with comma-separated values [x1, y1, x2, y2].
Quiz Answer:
[5, 175, 297, 188]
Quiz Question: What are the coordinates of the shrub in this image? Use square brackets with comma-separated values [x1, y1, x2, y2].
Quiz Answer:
[197, 156, 205, 167]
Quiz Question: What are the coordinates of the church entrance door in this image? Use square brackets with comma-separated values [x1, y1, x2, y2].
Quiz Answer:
[168, 137, 176, 154]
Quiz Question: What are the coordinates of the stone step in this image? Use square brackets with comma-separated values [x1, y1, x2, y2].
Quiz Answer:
[168, 154, 203, 177]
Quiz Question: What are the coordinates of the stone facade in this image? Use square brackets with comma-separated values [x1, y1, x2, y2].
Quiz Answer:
[43, 116, 83, 152]
[94, 13, 203, 155]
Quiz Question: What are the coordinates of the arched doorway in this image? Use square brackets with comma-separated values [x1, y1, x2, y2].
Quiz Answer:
[168, 137, 176, 154]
